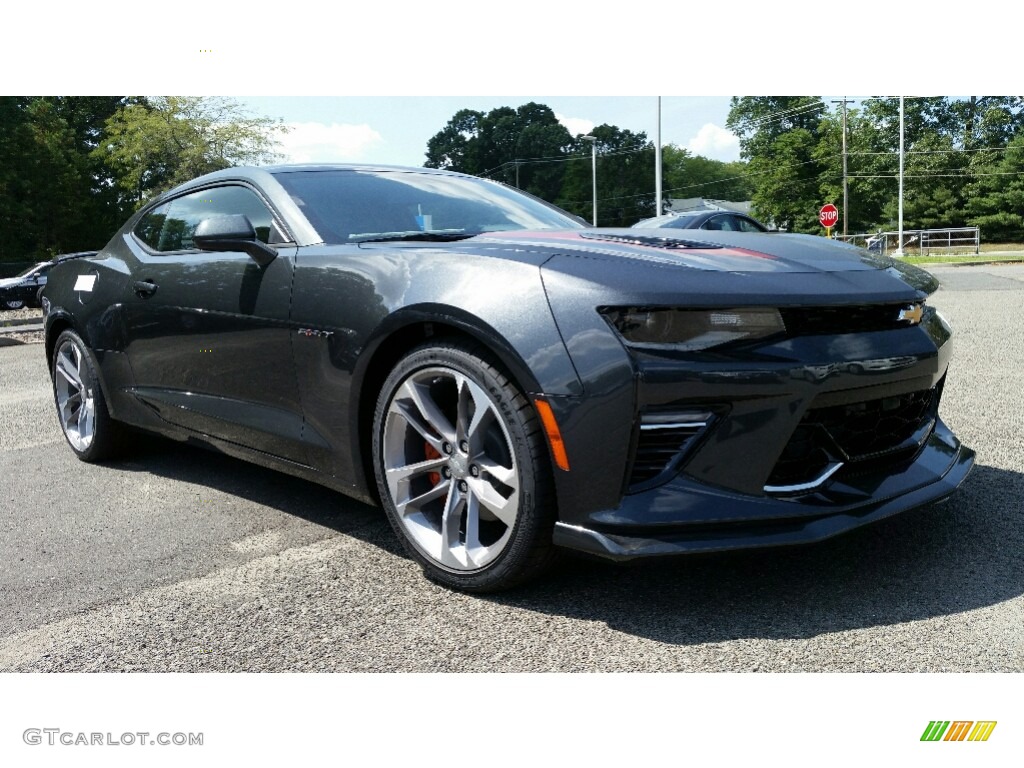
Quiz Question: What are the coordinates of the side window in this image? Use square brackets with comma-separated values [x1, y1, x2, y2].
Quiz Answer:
[135, 202, 172, 249]
[701, 215, 733, 231]
[735, 216, 764, 233]
[134, 186, 280, 253]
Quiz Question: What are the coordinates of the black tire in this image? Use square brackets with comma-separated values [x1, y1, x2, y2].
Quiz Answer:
[372, 341, 557, 592]
[51, 328, 128, 462]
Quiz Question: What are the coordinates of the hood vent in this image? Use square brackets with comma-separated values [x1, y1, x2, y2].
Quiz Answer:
[578, 232, 723, 250]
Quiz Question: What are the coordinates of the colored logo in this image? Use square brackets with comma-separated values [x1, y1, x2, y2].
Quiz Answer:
[898, 303, 924, 325]
[921, 721, 997, 742]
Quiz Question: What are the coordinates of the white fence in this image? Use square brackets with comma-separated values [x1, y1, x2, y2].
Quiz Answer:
[836, 227, 980, 256]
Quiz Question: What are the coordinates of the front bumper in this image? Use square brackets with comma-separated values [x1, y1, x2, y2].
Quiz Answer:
[553, 421, 974, 559]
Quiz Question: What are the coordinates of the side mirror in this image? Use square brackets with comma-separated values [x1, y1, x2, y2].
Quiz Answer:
[193, 215, 277, 268]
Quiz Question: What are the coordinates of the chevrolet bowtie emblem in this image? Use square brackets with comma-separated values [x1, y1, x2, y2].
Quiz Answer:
[898, 304, 924, 324]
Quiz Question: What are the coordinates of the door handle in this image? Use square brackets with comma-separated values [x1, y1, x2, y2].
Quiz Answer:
[134, 280, 158, 298]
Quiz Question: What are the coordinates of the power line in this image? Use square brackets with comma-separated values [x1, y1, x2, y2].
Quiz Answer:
[849, 146, 1020, 156]
[728, 102, 828, 134]
[477, 146, 655, 179]
[845, 171, 1024, 178]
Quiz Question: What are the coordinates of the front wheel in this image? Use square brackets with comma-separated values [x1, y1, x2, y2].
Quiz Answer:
[372, 341, 557, 592]
[51, 329, 127, 462]
[3, 298, 24, 310]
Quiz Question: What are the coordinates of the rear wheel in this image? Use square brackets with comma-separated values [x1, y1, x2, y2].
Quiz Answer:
[3, 298, 24, 310]
[372, 341, 557, 592]
[52, 329, 127, 462]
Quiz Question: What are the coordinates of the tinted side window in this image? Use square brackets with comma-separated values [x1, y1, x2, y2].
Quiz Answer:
[735, 216, 765, 233]
[134, 186, 277, 253]
[135, 202, 171, 249]
[664, 216, 700, 230]
[701, 215, 734, 231]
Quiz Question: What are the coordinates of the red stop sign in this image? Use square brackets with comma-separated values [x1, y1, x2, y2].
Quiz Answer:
[819, 204, 839, 228]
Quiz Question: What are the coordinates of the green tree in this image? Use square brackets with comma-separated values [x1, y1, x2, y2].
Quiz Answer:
[965, 132, 1024, 240]
[425, 108, 483, 172]
[0, 97, 35, 260]
[95, 96, 287, 209]
[556, 125, 655, 227]
[424, 102, 572, 202]
[661, 145, 752, 205]
[0, 97, 127, 261]
[727, 97, 828, 231]
[858, 98, 980, 233]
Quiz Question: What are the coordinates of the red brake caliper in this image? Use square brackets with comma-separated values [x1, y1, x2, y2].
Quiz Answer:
[424, 442, 442, 486]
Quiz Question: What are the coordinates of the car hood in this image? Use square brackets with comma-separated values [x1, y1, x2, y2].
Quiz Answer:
[0, 277, 26, 289]
[474, 229, 892, 274]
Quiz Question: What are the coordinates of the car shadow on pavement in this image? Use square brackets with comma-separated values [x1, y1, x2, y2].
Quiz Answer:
[113, 438, 1022, 646]
[0, 337, 24, 347]
[111, 435, 405, 557]
[492, 463, 1024, 645]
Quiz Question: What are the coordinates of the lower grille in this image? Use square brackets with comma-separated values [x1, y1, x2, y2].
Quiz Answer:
[767, 386, 939, 492]
[814, 389, 935, 459]
[627, 411, 714, 491]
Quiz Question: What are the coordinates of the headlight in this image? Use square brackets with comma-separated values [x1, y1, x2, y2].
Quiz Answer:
[601, 307, 786, 351]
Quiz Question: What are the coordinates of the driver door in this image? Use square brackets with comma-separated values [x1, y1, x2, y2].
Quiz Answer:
[122, 183, 304, 460]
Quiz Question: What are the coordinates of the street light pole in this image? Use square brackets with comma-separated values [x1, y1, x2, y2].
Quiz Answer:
[894, 96, 905, 256]
[655, 97, 663, 217]
[582, 134, 597, 226]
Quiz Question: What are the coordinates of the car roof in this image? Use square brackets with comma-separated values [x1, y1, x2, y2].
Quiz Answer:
[53, 251, 99, 263]
[261, 163, 467, 176]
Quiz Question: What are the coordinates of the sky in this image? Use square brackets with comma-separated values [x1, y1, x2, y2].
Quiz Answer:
[235, 96, 746, 167]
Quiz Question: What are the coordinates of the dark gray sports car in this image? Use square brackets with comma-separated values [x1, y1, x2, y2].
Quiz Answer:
[42, 164, 974, 591]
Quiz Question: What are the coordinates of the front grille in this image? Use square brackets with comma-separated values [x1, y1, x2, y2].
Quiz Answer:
[766, 387, 938, 492]
[779, 304, 914, 336]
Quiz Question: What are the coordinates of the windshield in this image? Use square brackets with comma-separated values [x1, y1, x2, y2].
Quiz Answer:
[273, 169, 583, 244]
[15, 262, 49, 279]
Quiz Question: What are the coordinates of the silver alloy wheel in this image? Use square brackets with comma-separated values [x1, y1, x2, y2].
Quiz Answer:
[3, 299, 24, 310]
[54, 338, 96, 452]
[382, 366, 520, 571]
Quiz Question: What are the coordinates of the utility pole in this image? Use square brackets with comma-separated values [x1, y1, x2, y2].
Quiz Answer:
[655, 97, 663, 217]
[895, 96, 905, 256]
[831, 97, 853, 236]
[582, 135, 598, 226]
[515, 160, 520, 189]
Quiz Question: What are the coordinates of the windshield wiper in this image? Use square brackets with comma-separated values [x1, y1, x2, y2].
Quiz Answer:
[353, 231, 479, 244]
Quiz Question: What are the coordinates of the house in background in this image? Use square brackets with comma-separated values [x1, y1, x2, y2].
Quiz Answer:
[666, 198, 753, 215]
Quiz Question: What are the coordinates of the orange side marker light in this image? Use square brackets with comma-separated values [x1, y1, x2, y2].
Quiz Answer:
[534, 398, 570, 471]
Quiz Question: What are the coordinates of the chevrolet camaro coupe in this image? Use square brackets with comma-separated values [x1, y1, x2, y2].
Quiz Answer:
[42, 164, 974, 591]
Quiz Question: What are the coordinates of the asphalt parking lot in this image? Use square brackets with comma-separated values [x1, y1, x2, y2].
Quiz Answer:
[0, 264, 1021, 672]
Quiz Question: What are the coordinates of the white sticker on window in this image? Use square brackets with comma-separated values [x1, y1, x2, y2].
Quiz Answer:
[74, 274, 97, 292]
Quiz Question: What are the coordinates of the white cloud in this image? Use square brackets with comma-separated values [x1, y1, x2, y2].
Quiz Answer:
[276, 122, 383, 163]
[685, 123, 741, 161]
[555, 113, 595, 138]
